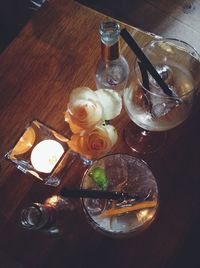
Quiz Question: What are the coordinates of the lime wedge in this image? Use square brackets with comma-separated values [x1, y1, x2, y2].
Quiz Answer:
[89, 167, 108, 191]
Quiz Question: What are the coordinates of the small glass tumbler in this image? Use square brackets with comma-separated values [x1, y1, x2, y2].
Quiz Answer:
[81, 153, 159, 238]
[5, 120, 75, 186]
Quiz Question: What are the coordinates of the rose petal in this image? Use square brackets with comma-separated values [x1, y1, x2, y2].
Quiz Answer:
[86, 131, 110, 159]
[69, 87, 99, 103]
[65, 99, 103, 133]
[67, 124, 118, 160]
[100, 124, 118, 147]
[95, 88, 122, 120]
[64, 111, 84, 134]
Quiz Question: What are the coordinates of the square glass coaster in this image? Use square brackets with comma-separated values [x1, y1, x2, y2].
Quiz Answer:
[5, 120, 75, 186]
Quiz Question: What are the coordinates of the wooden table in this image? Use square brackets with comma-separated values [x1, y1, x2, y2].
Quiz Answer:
[78, 0, 200, 53]
[0, 0, 200, 267]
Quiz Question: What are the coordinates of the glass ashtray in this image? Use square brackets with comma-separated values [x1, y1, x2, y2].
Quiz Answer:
[5, 120, 75, 186]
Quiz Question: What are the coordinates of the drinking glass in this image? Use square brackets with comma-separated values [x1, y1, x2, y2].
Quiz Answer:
[81, 153, 158, 238]
[123, 38, 200, 153]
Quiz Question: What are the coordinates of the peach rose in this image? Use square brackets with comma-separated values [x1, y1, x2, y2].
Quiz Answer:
[65, 87, 103, 133]
[95, 88, 122, 120]
[67, 124, 118, 160]
[68, 87, 99, 103]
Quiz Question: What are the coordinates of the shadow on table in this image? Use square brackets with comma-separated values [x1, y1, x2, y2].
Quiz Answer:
[0, 250, 23, 268]
[0, 0, 46, 53]
[166, 213, 200, 268]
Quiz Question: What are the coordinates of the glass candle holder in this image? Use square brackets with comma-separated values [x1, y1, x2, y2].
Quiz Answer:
[5, 120, 75, 186]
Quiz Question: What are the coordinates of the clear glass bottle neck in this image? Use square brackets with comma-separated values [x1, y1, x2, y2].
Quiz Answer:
[101, 41, 120, 61]
[99, 21, 120, 62]
[20, 203, 56, 230]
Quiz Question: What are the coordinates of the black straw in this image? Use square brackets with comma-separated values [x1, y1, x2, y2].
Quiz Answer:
[138, 61, 149, 91]
[120, 28, 174, 97]
[60, 188, 141, 201]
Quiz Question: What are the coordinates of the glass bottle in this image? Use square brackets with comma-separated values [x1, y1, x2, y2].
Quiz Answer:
[95, 21, 129, 95]
[20, 196, 76, 236]
[20, 202, 58, 234]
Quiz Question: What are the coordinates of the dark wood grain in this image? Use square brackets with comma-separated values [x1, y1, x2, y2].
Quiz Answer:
[0, 0, 200, 267]
[77, 0, 200, 52]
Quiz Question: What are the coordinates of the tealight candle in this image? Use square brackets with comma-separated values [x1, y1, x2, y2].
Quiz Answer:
[5, 120, 74, 186]
[31, 139, 64, 173]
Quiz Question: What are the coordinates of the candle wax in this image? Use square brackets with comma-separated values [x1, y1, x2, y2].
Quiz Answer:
[31, 139, 64, 173]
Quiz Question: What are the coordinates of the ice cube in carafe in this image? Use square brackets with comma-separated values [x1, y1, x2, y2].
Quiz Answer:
[148, 65, 179, 118]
